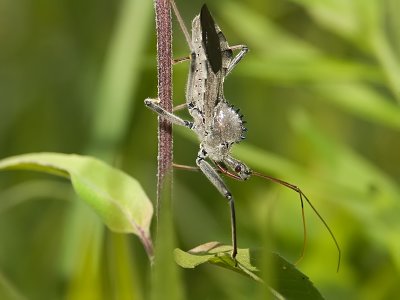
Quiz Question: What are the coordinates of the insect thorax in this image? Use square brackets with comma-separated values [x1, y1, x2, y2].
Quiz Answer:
[195, 101, 245, 161]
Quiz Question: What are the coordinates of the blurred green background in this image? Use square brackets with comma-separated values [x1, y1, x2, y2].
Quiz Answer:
[1, 0, 400, 299]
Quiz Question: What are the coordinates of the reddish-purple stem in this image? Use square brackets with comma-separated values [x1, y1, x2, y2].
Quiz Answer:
[154, 0, 173, 223]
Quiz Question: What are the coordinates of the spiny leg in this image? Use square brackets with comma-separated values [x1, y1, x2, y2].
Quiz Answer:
[196, 150, 238, 259]
[226, 44, 249, 76]
[144, 98, 193, 129]
[145, 97, 187, 117]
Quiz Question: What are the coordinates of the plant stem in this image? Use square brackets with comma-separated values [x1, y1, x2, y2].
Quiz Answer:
[154, 0, 173, 227]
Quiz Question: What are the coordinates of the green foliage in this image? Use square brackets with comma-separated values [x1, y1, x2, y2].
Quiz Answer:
[0, 153, 153, 251]
[175, 242, 324, 300]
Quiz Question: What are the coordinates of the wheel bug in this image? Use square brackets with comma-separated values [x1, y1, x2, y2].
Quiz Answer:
[145, 1, 341, 271]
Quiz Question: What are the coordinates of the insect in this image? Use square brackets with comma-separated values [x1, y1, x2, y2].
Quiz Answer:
[145, 1, 341, 270]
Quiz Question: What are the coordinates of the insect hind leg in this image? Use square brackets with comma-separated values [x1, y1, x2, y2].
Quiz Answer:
[196, 150, 238, 259]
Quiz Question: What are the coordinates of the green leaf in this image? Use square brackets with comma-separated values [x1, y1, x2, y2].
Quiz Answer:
[0, 153, 153, 254]
[174, 242, 324, 300]
[0, 271, 26, 300]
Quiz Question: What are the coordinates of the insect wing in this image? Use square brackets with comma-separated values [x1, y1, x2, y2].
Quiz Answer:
[200, 4, 222, 74]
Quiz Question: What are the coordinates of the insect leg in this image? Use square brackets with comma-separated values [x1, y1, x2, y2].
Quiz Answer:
[226, 44, 249, 76]
[196, 150, 238, 258]
[144, 98, 193, 128]
[172, 103, 187, 112]
[172, 56, 191, 65]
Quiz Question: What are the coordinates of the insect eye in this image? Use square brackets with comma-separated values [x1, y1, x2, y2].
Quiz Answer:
[235, 165, 242, 173]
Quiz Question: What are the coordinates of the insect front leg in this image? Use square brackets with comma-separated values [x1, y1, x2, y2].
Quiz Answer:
[226, 44, 249, 76]
[144, 98, 193, 129]
[196, 149, 238, 258]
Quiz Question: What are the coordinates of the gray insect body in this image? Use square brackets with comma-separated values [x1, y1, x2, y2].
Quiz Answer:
[188, 14, 223, 128]
[187, 12, 249, 176]
[201, 102, 244, 162]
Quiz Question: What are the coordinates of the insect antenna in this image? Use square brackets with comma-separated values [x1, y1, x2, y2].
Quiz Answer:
[254, 171, 341, 272]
